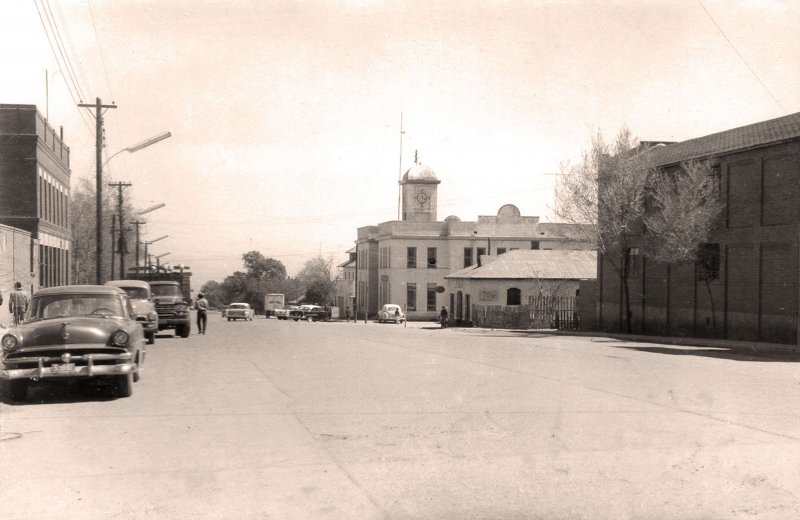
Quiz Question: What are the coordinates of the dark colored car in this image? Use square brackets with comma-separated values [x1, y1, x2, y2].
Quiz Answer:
[0, 285, 146, 401]
[297, 305, 331, 322]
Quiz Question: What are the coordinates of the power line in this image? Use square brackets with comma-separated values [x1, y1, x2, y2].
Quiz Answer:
[86, 0, 115, 101]
[696, 0, 787, 113]
[42, 0, 87, 101]
[32, 0, 94, 134]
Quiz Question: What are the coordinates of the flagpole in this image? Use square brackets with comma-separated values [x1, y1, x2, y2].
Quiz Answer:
[397, 112, 404, 221]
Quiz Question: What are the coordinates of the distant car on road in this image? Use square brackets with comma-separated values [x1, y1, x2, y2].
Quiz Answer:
[378, 304, 406, 323]
[297, 305, 331, 322]
[0, 285, 145, 401]
[225, 303, 255, 321]
[274, 306, 296, 320]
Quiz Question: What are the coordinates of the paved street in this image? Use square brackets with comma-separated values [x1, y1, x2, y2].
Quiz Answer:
[2, 314, 800, 519]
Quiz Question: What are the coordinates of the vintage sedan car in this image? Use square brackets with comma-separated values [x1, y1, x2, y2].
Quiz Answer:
[0, 285, 145, 401]
[274, 306, 295, 320]
[377, 304, 406, 323]
[296, 305, 331, 322]
[225, 302, 255, 321]
[105, 279, 158, 344]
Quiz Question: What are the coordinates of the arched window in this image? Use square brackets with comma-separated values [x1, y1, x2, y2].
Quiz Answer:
[507, 288, 521, 306]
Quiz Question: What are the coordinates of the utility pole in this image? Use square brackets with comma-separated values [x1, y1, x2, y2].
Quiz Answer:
[132, 220, 145, 270]
[79, 98, 117, 284]
[109, 181, 132, 279]
[110, 214, 117, 280]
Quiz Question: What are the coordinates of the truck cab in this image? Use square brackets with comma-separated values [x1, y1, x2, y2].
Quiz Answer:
[149, 281, 191, 338]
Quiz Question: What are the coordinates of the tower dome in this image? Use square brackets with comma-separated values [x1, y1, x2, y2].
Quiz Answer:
[402, 163, 438, 182]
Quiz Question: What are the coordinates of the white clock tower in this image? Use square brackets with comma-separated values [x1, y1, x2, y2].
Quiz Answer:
[399, 161, 440, 222]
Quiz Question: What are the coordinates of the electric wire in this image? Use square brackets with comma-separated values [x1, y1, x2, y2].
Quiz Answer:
[697, 0, 787, 113]
[32, 0, 95, 135]
[42, 0, 87, 102]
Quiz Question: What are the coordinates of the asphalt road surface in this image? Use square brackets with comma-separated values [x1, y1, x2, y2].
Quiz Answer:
[2, 313, 800, 519]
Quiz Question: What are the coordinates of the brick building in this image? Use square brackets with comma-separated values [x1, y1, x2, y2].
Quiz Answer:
[595, 112, 800, 345]
[0, 104, 71, 289]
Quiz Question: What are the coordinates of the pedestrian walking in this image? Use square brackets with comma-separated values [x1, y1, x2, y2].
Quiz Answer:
[196, 292, 209, 334]
[345, 306, 351, 322]
[394, 308, 400, 325]
[439, 305, 448, 328]
[9, 282, 29, 326]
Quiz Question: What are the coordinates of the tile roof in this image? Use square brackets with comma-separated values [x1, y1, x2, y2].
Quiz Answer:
[446, 249, 597, 280]
[644, 112, 800, 167]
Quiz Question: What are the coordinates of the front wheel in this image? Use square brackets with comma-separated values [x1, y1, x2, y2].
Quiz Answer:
[177, 324, 191, 338]
[113, 373, 133, 398]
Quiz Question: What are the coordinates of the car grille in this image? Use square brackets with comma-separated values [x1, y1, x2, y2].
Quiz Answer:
[4, 346, 128, 369]
[155, 303, 176, 316]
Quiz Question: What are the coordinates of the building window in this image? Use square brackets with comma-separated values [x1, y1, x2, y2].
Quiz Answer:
[497, 247, 506, 255]
[696, 243, 720, 281]
[427, 247, 437, 269]
[531, 241, 540, 250]
[426, 283, 437, 311]
[476, 247, 486, 265]
[627, 247, 640, 276]
[407, 247, 416, 268]
[407, 283, 417, 311]
[379, 247, 391, 268]
[464, 247, 473, 268]
[507, 288, 521, 305]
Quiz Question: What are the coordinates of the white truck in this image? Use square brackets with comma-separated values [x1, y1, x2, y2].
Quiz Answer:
[264, 293, 285, 318]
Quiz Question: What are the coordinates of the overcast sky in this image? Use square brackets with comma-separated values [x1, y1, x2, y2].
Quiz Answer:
[2, 0, 798, 287]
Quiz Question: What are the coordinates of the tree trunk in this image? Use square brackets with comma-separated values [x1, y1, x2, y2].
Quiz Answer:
[621, 251, 632, 334]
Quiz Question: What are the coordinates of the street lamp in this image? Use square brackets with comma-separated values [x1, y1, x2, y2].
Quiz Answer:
[133, 204, 166, 269]
[96, 131, 172, 284]
[144, 235, 168, 273]
[155, 252, 170, 272]
[103, 131, 172, 167]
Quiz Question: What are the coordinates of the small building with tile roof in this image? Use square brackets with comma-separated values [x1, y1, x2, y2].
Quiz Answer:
[444, 249, 597, 326]
[595, 111, 800, 345]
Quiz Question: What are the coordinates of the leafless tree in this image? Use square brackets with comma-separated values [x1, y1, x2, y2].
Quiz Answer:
[555, 127, 655, 333]
[643, 158, 723, 330]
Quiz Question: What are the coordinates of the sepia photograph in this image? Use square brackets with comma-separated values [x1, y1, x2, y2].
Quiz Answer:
[1, 0, 799, 518]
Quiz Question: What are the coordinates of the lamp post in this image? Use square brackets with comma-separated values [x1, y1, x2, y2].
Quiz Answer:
[97, 131, 172, 283]
[154, 252, 170, 272]
[133, 204, 166, 269]
[144, 235, 168, 273]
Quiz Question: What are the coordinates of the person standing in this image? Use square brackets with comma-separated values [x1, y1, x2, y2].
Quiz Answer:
[196, 292, 209, 335]
[9, 282, 29, 326]
[394, 308, 400, 325]
[439, 305, 448, 328]
[345, 306, 351, 322]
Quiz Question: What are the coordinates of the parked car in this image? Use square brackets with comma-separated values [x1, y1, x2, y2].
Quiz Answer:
[297, 305, 331, 322]
[0, 285, 145, 401]
[378, 304, 406, 323]
[274, 306, 296, 320]
[105, 280, 158, 344]
[225, 303, 255, 321]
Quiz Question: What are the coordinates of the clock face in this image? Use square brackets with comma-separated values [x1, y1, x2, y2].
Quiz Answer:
[414, 189, 430, 208]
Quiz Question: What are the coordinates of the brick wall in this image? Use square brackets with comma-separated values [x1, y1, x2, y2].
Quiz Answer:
[597, 139, 800, 345]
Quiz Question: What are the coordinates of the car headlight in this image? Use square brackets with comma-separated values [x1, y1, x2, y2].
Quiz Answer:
[2, 333, 20, 352]
[111, 330, 129, 346]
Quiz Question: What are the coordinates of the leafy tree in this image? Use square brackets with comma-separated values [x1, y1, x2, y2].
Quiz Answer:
[643, 158, 723, 330]
[296, 256, 340, 305]
[199, 280, 225, 309]
[242, 251, 287, 280]
[556, 128, 655, 333]
[69, 177, 138, 283]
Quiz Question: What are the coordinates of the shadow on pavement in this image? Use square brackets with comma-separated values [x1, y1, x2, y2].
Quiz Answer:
[612, 344, 800, 363]
[0, 379, 118, 406]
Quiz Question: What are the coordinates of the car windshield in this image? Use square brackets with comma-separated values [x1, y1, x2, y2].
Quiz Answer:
[120, 287, 149, 300]
[28, 294, 127, 321]
[230, 304, 247, 309]
[151, 285, 181, 296]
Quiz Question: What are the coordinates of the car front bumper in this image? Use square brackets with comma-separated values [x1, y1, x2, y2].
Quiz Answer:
[1, 352, 137, 380]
